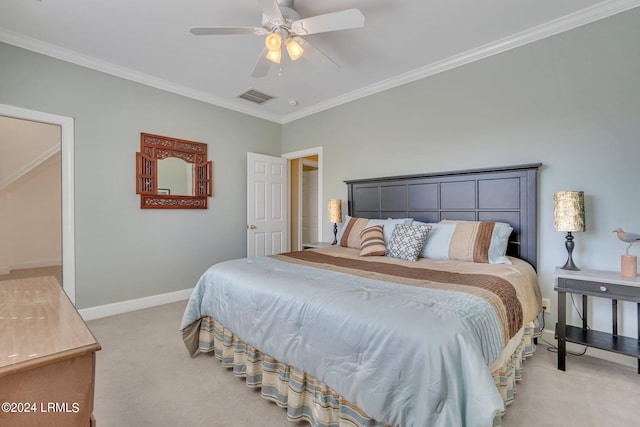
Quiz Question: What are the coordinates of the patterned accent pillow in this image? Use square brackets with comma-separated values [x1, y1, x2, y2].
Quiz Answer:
[339, 216, 370, 249]
[359, 225, 388, 256]
[387, 224, 432, 262]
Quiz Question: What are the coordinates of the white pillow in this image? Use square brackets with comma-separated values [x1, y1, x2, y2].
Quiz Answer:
[416, 222, 456, 259]
[366, 218, 413, 246]
[487, 223, 513, 264]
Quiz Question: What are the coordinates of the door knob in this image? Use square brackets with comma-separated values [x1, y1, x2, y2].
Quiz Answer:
[247, 224, 256, 229]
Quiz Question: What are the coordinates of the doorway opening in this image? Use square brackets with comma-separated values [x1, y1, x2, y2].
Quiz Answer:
[0, 105, 76, 303]
[282, 147, 323, 251]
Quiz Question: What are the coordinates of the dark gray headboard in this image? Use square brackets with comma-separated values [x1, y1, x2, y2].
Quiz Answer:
[345, 163, 541, 269]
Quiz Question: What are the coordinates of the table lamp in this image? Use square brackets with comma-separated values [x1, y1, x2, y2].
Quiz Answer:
[554, 191, 585, 270]
[328, 199, 343, 245]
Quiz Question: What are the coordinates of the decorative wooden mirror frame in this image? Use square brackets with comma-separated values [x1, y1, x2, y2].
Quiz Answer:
[136, 133, 212, 209]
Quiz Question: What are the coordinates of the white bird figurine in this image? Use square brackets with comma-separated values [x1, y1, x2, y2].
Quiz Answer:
[613, 228, 640, 255]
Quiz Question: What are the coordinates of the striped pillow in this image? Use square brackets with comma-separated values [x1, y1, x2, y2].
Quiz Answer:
[359, 225, 388, 256]
[340, 216, 370, 249]
[438, 220, 513, 264]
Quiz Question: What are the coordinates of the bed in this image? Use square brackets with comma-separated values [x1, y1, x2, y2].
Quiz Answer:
[181, 163, 543, 427]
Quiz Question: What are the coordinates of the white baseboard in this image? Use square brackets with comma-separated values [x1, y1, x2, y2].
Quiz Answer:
[11, 259, 61, 270]
[79, 288, 193, 321]
[540, 328, 636, 369]
[0, 261, 59, 275]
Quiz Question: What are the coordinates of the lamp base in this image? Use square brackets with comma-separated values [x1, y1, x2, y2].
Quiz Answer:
[332, 223, 338, 245]
[559, 231, 580, 271]
[560, 257, 580, 271]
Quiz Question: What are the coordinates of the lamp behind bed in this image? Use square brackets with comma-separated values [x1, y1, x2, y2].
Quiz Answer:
[328, 199, 343, 245]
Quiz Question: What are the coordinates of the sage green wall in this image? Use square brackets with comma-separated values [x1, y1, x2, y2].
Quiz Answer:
[0, 42, 281, 309]
[2, 7, 640, 350]
[283, 9, 640, 345]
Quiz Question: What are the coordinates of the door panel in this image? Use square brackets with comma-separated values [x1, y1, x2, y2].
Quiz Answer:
[247, 153, 288, 257]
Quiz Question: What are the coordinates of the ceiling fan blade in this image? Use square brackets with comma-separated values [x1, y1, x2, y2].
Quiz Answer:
[190, 26, 267, 36]
[251, 48, 273, 78]
[257, 0, 284, 25]
[295, 37, 339, 69]
[291, 9, 364, 36]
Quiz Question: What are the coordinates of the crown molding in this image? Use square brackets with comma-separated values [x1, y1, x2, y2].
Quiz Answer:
[1, 0, 639, 125]
[0, 29, 282, 123]
[280, 0, 640, 123]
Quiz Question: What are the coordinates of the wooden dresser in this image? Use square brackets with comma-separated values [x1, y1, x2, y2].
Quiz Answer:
[0, 276, 101, 427]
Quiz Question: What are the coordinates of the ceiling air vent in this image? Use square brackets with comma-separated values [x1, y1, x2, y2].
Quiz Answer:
[237, 89, 275, 105]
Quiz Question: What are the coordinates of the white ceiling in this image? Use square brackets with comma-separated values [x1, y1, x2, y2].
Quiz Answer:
[1, 0, 639, 124]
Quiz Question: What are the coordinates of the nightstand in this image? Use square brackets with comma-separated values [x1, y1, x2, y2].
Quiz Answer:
[554, 267, 640, 373]
[301, 242, 332, 250]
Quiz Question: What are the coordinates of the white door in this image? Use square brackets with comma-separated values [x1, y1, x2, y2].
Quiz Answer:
[247, 152, 288, 257]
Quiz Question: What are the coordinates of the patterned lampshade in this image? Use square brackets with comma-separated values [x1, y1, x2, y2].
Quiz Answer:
[554, 191, 585, 232]
[328, 199, 342, 224]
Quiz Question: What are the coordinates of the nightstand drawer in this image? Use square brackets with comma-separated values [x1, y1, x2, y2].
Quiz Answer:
[557, 278, 640, 302]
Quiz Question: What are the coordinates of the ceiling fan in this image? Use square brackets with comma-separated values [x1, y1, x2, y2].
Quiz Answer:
[190, 0, 365, 77]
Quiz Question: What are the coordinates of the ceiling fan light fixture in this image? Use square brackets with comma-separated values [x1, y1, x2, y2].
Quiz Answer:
[190, 3, 365, 78]
[266, 48, 282, 64]
[285, 38, 304, 61]
[265, 32, 282, 51]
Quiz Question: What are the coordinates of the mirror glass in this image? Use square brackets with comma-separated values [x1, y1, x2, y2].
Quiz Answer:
[157, 157, 193, 196]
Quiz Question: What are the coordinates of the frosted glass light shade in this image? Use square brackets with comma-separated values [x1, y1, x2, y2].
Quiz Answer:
[285, 38, 304, 61]
[266, 49, 282, 64]
[265, 32, 282, 51]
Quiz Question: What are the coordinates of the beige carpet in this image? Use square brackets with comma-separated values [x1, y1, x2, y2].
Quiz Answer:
[88, 301, 639, 427]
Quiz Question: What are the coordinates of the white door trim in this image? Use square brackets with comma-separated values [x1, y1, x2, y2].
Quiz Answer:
[282, 146, 323, 242]
[0, 104, 76, 304]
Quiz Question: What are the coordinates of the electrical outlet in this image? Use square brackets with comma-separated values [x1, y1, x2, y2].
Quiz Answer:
[542, 298, 551, 314]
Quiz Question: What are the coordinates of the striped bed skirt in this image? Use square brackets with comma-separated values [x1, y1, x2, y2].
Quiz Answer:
[194, 316, 540, 427]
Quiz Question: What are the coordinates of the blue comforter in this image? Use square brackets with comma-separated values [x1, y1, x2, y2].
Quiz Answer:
[181, 254, 510, 427]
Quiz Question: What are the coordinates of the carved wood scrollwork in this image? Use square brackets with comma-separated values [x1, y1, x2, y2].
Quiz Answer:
[136, 133, 212, 209]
